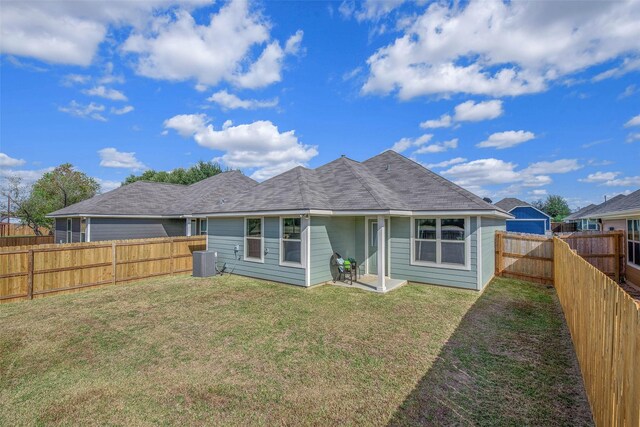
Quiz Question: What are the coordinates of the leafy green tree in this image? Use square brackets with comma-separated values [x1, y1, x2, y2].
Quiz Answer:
[123, 161, 227, 186]
[538, 195, 570, 221]
[1, 164, 99, 234]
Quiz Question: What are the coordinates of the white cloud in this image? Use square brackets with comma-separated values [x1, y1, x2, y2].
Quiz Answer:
[163, 114, 318, 180]
[603, 176, 640, 187]
[579, 171, 640, 187]
[0, 167, 55, 185]
[390, 134, 432, 153]
[523, 159, 581, 175]
[0, 0, 211, 66]
[122, 1, 302, 89]
[421, 99, 503, 129]
[442, 158, 521, 186]
[624, 114, 640, 127]
[414, 138, 458, 154]
[362, 0, 640, 99]
[96, 178, 121, 193]
[477, 130, 535, 149]
[343, 66, 363, 81]
[618, 84, 637, 99]
[59, 100, 107, 121]
[530, 189, 548, 197]
[454, 100, 503, 122]
[579, 171, 620, 183]
[424, 157, 467, 169]
[627, 132, 640, 143]
[592, 57, 640, 82]
[83, 85, 127, 101]
[442, 157, 580, 192]
[340, 0, 406, 22]
[62, 74, 91, 86]
[420, 114, 452, 129]
[0, 153, 26, 168]
[207, 90, 278, 110]
[98, 148, 147, 170]
[111, 105, 135, 115]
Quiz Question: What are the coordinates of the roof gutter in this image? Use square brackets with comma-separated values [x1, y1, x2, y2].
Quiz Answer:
[46, 213, 188, 219]
[195, 209, 513, 219]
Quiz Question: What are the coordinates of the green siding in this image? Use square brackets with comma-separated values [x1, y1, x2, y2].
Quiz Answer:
[389, 217, 478, 290]
[481, 218, 505, 288]
[309, 216, 365, 285]
[207, 217, 306, 286]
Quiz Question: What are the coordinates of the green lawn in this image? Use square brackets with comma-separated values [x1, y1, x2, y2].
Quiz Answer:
[0, 275, 591, 426]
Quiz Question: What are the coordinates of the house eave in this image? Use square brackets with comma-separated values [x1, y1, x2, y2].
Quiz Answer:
[46, 213, 187, 219]
[197, 209, 513, 219]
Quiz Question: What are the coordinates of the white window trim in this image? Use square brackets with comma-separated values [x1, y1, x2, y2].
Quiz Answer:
[279, 216, 304, 269]
[80, 217, 87, 243]
[627, 219, 640, 269]
[410, 216, 471, 271]
[244, 217, 264, 263]
[199, 218, 208, 235]
[66, 218, 72, 243]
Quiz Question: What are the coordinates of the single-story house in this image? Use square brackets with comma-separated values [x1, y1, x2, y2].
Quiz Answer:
[575, 190, 640, 286]
[194, 151, 510, 292]
[564, 203, 601, 231]
[494, 198, 551, 235]
[47, 171, 257, 243]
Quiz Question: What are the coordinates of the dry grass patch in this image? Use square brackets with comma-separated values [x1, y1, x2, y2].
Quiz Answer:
[1, 275, 590, 426]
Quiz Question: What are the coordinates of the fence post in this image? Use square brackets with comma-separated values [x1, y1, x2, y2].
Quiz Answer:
[613, 234, 620, 283]
[169, 238, 174, 275]
[112, 241, 117, 285]
[495, 232, 502, 276]
[27, 249, 34, 299]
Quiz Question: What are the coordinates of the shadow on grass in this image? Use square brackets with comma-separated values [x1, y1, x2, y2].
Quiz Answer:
[387, 277, 593, 427]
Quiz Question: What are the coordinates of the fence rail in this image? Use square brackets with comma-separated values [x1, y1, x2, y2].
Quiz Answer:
[495, 231, 626, 285]
[0, 235, 55, 247]
[0, 236, 206, 303]
[554, 238, 639, 426]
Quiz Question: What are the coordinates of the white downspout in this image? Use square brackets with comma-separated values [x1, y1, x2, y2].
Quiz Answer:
[377, 215, 386, 292]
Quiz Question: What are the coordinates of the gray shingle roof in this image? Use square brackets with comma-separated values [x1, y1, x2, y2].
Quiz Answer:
[564, 204, 597, 221]
[48, 171, 257, 217]
[494, 198, 533, 212]
[588, 190, 640, 217]
[196, 151, 505, 214]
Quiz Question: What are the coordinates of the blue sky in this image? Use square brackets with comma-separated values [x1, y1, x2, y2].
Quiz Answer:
[1, 0, 639, 209]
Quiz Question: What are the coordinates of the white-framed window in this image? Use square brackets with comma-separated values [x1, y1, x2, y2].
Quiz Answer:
[628, 219, 640, 267]
[281, 217, 302, 266]
[245, 217, 264, 262]
[411, 217, 469, 269]
[80, 218, 87, 242]
[199, 219, 208, 235]
[66, 218, 72, 243]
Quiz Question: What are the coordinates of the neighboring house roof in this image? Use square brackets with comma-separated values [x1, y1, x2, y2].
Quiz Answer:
[47, 171, 257, 217]
[565, 203, 598, 221]
[565, 192, 637, 221]
[196, 151, 509, 216]
[494, 198, 534, 212]
[591, 190, 640, 219]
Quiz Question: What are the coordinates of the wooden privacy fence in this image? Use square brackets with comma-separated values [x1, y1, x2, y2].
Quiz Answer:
[0, 236, 206, 304]
[495, 231, 554, 284]
[0, 235, 54, 247]
[495, 231, 626, 285]
[559, 231, 625, 282]
[554, 238, 639, 426]
[0, 223, 50, 237]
